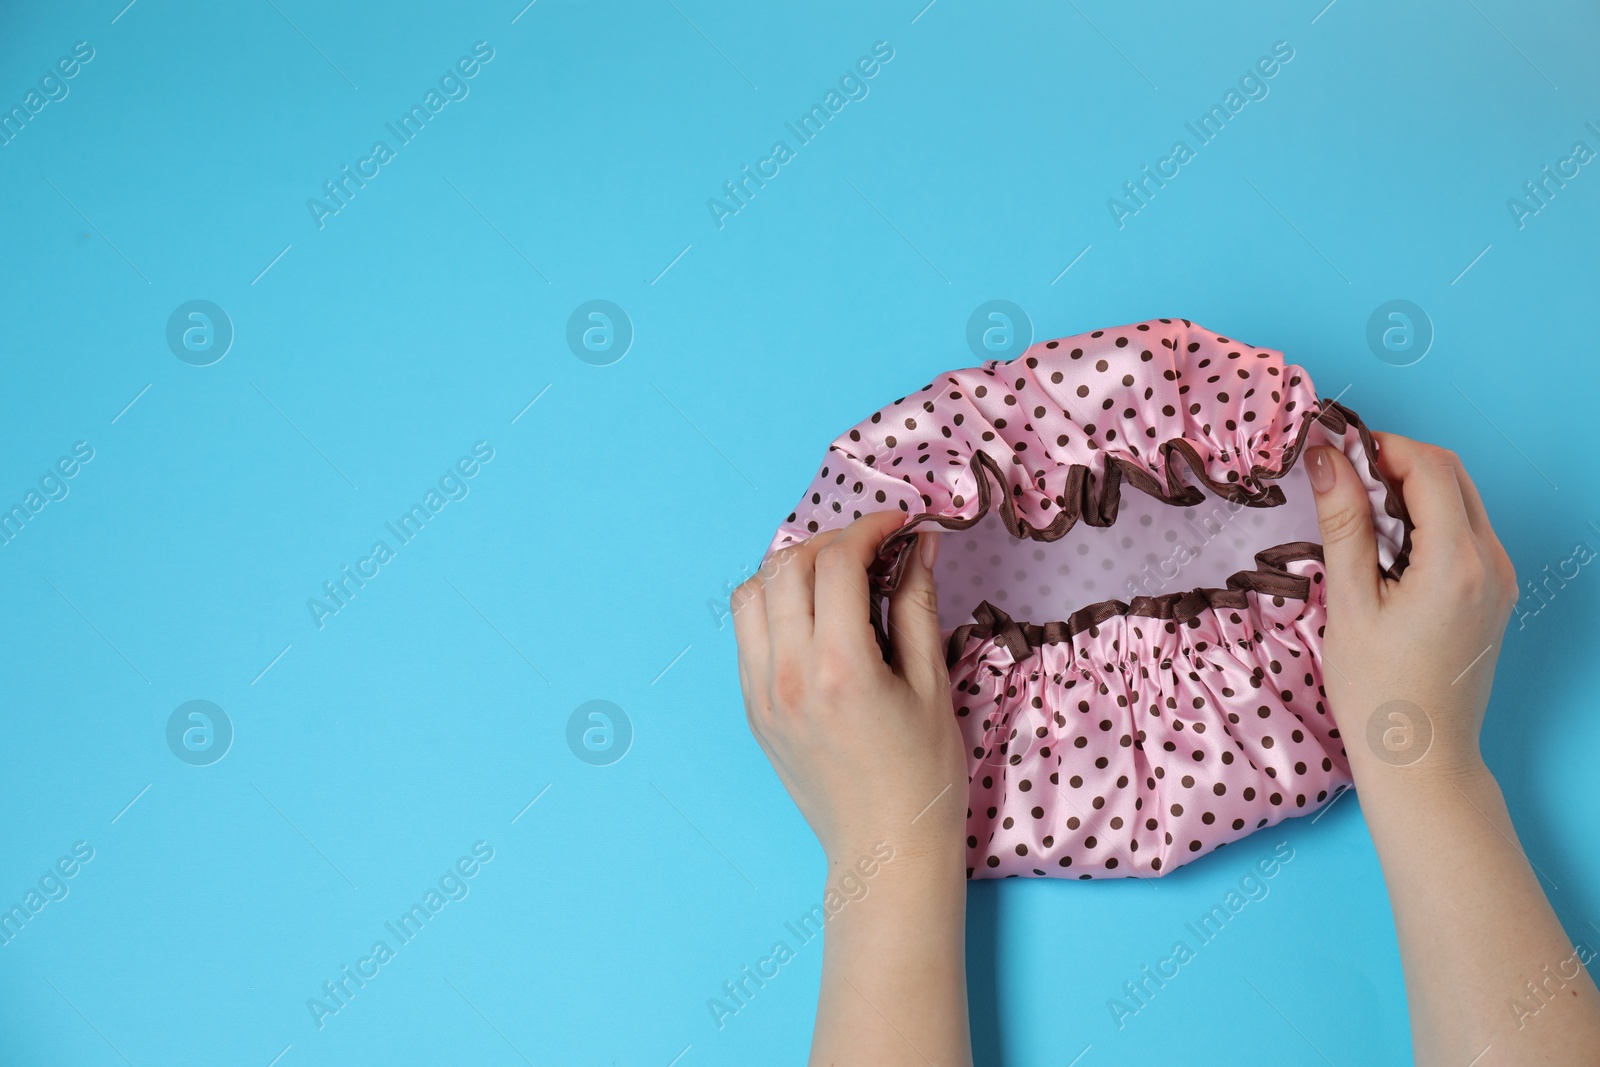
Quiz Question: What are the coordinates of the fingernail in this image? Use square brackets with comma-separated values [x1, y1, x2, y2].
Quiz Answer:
[918, 531, 940, 568]
[1308, 446, 1336, 494]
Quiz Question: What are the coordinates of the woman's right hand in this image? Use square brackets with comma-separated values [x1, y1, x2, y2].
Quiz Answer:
[1306, 431, 1600, 1067]
[1306, 433, 1519, 782]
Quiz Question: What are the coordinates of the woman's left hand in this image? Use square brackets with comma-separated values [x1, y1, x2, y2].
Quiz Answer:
[731, 510, 966, 865]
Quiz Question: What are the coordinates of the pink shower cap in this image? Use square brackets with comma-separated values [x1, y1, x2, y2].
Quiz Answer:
[767, 319, 1413, 879]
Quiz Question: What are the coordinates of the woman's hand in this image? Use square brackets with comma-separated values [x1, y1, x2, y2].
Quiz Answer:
[731, 510, 972, 1067]
[731, 510, 967, 864]
[1308, 433, 1600, 1066]
[1308, 432, 1519, 780]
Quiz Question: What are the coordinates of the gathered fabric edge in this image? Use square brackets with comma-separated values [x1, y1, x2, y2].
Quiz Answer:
[863, 399, 1413, 661]
[944, 541, 1324, 666]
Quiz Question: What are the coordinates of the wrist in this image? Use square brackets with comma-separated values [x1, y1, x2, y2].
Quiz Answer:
[824, 827, 965, 893]
[1338, 695, 1491, 800]
[823, 795, 967, 871]
[1348, 748, 1500, 827]
[1347, 742, 1493, 797]
[817, 838, 967, 951]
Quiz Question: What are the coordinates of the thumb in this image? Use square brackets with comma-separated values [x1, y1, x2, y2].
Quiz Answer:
[1306, 444, 1380, 609]
[888, 532, 948, 698]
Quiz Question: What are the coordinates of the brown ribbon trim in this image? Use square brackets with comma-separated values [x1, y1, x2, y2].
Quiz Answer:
[942, 541, 1326, 666]
[860, 399, 1414, 665]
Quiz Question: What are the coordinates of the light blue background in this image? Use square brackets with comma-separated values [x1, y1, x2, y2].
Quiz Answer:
[1, 1, 1596, 1064]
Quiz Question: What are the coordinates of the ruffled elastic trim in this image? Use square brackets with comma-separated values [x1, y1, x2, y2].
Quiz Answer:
[865, 399, 1413, 660]
[946, 541, 1324, 664]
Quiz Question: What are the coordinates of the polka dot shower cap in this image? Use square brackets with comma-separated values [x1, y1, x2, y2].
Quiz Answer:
[767, 319, 1414, 879]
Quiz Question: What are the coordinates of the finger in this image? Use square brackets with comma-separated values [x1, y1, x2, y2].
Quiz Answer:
[813, 510, 912, 658]
[731, 576, 770, 704]
[1368, 433, 1473, 551]
[1306, 445, 1381, 610]
[887, 531, 950, 699]
[764, 529, 845, 650]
